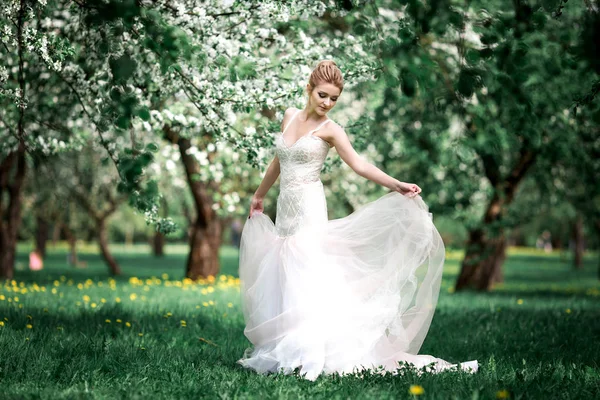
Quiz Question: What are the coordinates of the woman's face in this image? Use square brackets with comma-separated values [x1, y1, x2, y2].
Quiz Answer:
[306, 82, 341, 116]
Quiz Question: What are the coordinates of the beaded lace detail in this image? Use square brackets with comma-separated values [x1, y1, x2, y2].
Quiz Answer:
[275, 110, 331, 237]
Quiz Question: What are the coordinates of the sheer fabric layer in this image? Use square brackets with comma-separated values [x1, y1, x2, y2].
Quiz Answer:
[238, 189, 478, 380]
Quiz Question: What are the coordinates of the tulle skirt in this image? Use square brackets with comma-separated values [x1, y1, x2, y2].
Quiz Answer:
[237, 191, 478, 380]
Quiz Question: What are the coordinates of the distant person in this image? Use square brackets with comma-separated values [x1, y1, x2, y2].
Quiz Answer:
[29, 250, 43, 271]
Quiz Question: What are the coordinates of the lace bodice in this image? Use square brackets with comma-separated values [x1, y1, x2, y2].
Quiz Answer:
[275, 110, 331, 191]
[274, 109, 332, 237]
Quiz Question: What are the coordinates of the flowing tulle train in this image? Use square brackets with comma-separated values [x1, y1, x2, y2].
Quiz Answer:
[237, 190, 478, 381]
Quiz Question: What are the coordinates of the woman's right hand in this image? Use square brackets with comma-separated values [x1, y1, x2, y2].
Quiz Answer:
[248, 194, 264, 219]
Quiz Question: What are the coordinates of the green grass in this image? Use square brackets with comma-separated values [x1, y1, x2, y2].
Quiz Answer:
[1, 244, 599, 399]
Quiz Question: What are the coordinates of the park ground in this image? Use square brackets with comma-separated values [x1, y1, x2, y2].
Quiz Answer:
[0, 244, 599, 399]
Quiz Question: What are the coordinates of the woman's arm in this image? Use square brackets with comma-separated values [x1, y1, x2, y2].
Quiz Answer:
[254, 155, 280, 198]
[324, 123, 421, 196]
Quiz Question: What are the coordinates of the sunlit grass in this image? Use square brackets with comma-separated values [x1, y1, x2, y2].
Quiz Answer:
[1, 244, 599, 399]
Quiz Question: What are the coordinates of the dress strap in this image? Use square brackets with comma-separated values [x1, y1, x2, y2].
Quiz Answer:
[309, 119, 330, 135]
[282, 109, 301, 134]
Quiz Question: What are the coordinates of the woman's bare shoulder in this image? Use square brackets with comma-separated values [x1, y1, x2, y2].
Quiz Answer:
[280, 107, 299, 129]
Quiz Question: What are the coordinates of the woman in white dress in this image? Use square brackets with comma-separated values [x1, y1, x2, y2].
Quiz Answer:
[237, 60, 478, 381]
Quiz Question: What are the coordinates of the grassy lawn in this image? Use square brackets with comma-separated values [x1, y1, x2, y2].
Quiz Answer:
[1, 243, 599, 399]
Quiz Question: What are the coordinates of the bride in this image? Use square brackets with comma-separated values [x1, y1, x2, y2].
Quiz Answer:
[237, 60, 478, 381]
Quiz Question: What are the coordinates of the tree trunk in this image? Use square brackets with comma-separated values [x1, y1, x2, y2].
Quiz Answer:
[153, 231, 165, 257]
[52, 221, 61, 246]
[164, 127, 222, 279]
[572, 214, 584, 270]
[0, 147, 27, 280]
[456, 226, 508, 291]
[595, 220, 600, 281]
[63, 226, 79, 266]
[187, 217, 222, 279]
[455, 146, 536, 291]
[35, 215, 49, 258]
[97, 219, 121, 275]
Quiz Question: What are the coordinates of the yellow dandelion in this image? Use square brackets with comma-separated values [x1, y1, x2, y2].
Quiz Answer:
[51, 288, 57, 294]
[83, 295, 90, 302]
[130, 293, 137, 301]
[517, 299, 523, 305]
[18, 304, 23, 309]
[138, 333, 143, 337]
[0, 295, 5, 300]
[13, 296, 19, 302]
[207, 275, 215, 283]
[76, 301, 82, 306]
[565, 309, 571, 314]
[227, 303, 233, 308]
[100, 298, 106, 303]
[161, 273, 169, 280]
[116, 319, 122, 323]
[447, 287, 455, 293]
[91, 303, 97, 308]
[196, 305, 200, 309]
[77, 283, 83, 289]
[409, 384, 424, 396]
[3, 317, 7, 321]
[200, 289, 208, 295]
[209, 300, 214, 305]
[26, 324, 33, 329]
[53, 280, 60, 287]
[202, 302, 209, 307]
[125, 322, 131, 327]
[105, 319, 111, 323]
[115, 297, 121, 303]
[207, 286, 215, 293]
[0, 321, 4, 327]
[496, 389, 510, 399]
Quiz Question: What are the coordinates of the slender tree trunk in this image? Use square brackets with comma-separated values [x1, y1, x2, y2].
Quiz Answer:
[153, 231, 165, 257]
[97, 219, 121, 275]
[595, 220, 600, 280]
[52, 221, 61, 246]
[0, 148, 27, 279]
[164, 127, 222, 279]
[35, 215, 49, 258]
[62, 224, 78, 266]
[572, 214, 584, 270]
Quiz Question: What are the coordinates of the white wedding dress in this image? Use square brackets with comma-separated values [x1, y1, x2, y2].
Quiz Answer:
[237, 110, 478, 381]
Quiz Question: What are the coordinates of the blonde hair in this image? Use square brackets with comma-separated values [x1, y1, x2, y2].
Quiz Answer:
[308, 60, 344, 93]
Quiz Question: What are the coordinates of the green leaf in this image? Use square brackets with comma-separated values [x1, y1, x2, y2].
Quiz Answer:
[146, 142, 159, 152]
[109, 54, 137, 84]
[137, 106, 151, 121]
